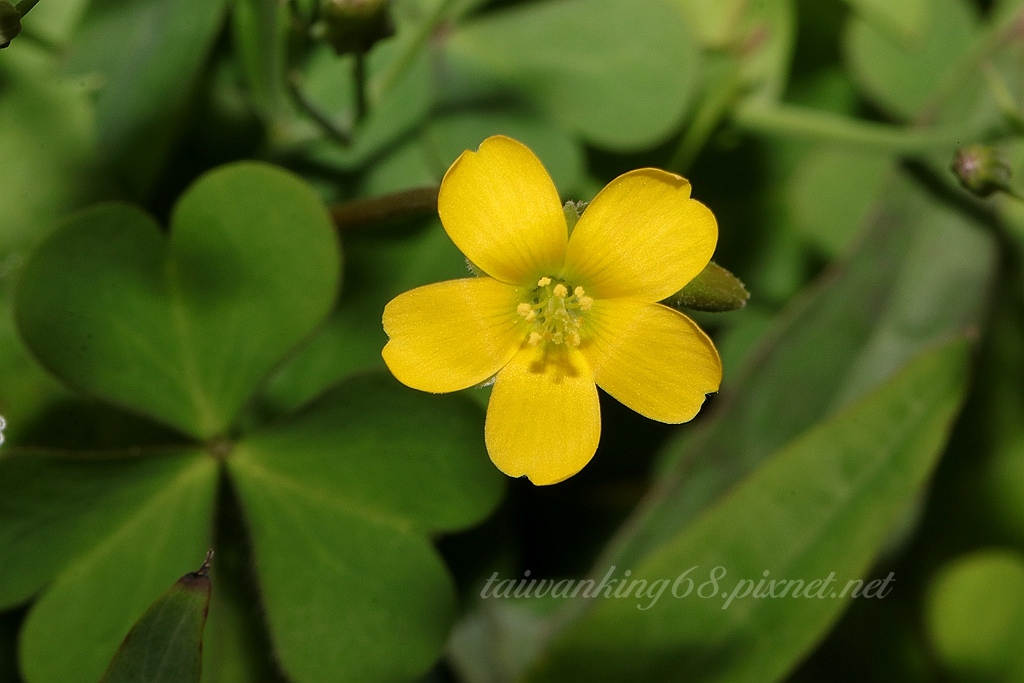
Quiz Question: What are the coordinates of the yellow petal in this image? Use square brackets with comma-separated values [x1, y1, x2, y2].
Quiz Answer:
[485, 345, 600, 485]
[382, 278, 525, 393]
[581, 299, 721, 423]
[438, 135, 567, 284]
[563, 168, 717, 302]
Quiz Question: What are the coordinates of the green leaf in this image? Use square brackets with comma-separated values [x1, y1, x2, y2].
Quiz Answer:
[841, 0, 929, 43]
[62, 0, 229, 197]
[925, 550, 1024, 680]
[673, 0, 795, 108]
[0, 451, 205, 609]
[527, 339, 971, 682]
[0, 44, 103, 432]
[0, 286, 70, 441]
[363, 110, 588, 197]
[100, 554, 212, 683]
[231, 0, 288, 119]
[13, 453, 218, 683]
[228, 373, 503, 683]
[843, 0, 978, 120]
[9, 0, 88, 45]
[664, 262, 750, 313]
[0, 45, 99, 258]
[673, 0, 748, 47]
[734, 0, 796, 103]
[603, 171, 995, 570]
[787, 147, 894, 256]
[444, 0, 702, 150]
[15, 162, 340, 439]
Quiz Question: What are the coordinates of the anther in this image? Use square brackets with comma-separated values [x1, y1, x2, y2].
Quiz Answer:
[553, 283, 568, 298]
[537, 276, 552, 287]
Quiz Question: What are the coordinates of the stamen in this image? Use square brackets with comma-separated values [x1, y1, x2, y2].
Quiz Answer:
[519, 277, 591, 349]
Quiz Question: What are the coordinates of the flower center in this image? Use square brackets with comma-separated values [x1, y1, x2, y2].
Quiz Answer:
[517, 276, 594, 348]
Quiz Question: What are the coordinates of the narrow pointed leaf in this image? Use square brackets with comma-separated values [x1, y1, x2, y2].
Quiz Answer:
[100, 554, 213, 683]
[603, 171, 995, 571]
[528, 340, 971, 682]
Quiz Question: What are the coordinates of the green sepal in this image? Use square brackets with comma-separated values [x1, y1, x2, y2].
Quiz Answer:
[99, 552, 213, 683]
[662, 261, 750, 313]
[563, 200, 587, 235]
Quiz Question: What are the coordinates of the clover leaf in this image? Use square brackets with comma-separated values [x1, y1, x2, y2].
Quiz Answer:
[4, 163, 504, 683]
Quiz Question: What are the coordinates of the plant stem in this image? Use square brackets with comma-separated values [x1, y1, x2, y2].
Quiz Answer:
[287, 70, 352, 146]
[372, 0, 458, 101]
[669, 57, 744, 172]
[732, 102, 979, 152]
[329, 186, 439, 230]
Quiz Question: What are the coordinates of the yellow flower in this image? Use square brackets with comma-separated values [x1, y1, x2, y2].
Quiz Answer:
[382, 136, 722, 485]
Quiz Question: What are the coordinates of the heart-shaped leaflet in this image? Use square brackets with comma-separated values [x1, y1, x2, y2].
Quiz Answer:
[15, 162, 341, 439]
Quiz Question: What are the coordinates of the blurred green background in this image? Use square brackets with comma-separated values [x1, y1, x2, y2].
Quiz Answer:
[3, 0, 1024, 681]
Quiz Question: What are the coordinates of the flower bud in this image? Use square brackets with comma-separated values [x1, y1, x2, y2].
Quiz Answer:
[0, 1, 22, 49]
[951, 145, 1014, 198]
[664, 262, 749, 313]
[315, 0, 394, 55]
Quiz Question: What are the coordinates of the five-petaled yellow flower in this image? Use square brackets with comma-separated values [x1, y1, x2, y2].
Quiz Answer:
[382, 136, 722, 485]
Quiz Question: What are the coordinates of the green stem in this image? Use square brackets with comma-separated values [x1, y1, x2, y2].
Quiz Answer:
[329, 186, 439, 230]
[372, 0, 458, 101]
[669, 57, 744, 172]
[732, 102, 980, 152]
[287, 70, 352, 145]
[14, 0, 39, 16]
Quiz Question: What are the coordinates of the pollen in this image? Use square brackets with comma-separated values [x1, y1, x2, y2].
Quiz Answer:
[517, 302, 537, 321]
[518, 277, 591, 348]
